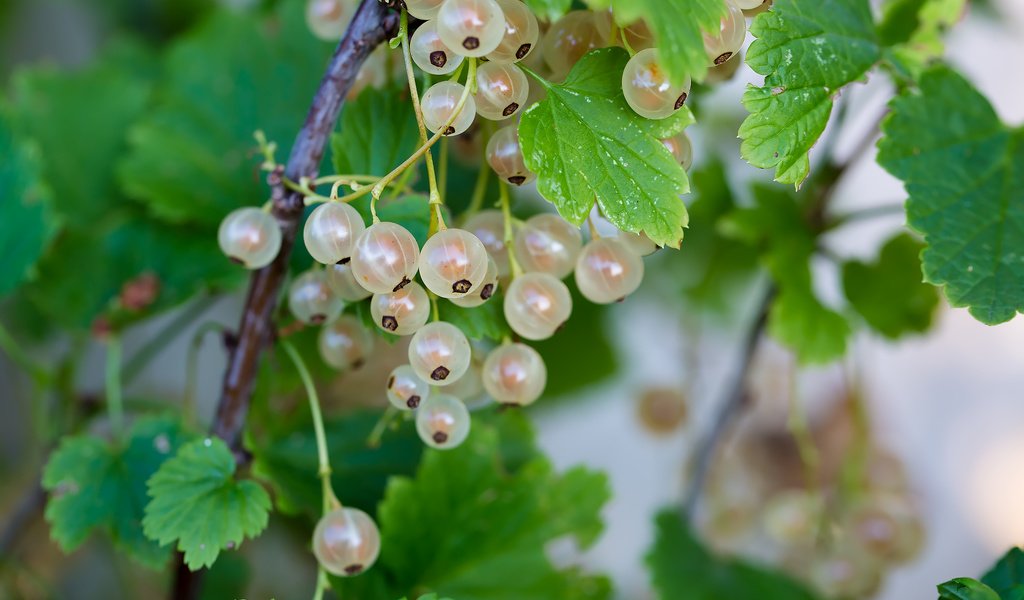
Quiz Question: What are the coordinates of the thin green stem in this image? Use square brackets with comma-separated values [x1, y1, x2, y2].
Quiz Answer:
[105, 336, 124, 437]
[184, 322, 227, 430]
[462, 146, 491, 222]
[430, 292, 441, 322]
[281, 340, 340, 512]
[366, 407, 399, 448]
[500, 183, 523, 278]
[0, 322, 49, 386]
[438, 138, 449, 203]
[312, 569, 328, 600]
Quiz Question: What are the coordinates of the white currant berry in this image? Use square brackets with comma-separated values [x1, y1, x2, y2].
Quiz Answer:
[436, 0, 506, 58]
[762, 490, 822, 544]
[703, 1, 746, 65]
[503, 272, 572, 340]
[419, 228, 489, 298]
[416, 393, 471, 449]
[661, 132, 694, 171]
[485, 124, 535, 186]
[732, 0, 766, 8]
[575, 237, 645, 304]
[318, 315, 375, 370]
[387, 364, 430, 410]
[312, 507, 381, 577]
[513, 213, 583, 279]
[325, 262, 372, 302]
[303, 202, 366, 266]
[622, 48, 691, 120]
[542, 11, 606, 79]
[487, 0, 540, 63]
[289, 269, 344, 324]
[593, 11, 654, 51]
[404, 0, 446, 19]
[305, 0, 353, 41]
[408, 321, 471, 385]
[451, 255, 498, 307]
[463, 210, 510, 277]
[411, 20, 465, 76]
[350, 222, 420, 294]
[444, 355, 486, 404]
[482, 342, 546, 406]
[617, 231, 659, 257]
[370, 281, 430, 335]
[474, 62, 529, 120]
[741, 0, 773, 16]
[705, 49, 744, 84]
[218, 207, 282, 269]
[422, 81, 477, 137]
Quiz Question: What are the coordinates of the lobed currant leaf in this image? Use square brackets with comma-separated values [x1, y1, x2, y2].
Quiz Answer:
[331, 85, 421, 178]
[739, 0, 881, 187]
[877, 66, 1024, 325]
[519, 48, 691, 248]
[142, 437, 271, 570]
[42, 417, 192, 569]
[438, 293, 510, 341]
[937, 579, 1001, 600]
[981, 548, 1024, 596]
[878, 0, 967, 77]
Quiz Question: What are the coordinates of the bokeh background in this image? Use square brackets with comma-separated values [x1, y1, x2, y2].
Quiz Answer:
[2, 0, 1023, 598]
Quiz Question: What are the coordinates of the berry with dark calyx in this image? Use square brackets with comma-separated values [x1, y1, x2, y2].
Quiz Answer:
[487, 0, 540, 64]
[463, 210, 511, 277]
[703, 1, 747, 66]
[513, 213, 583, 279]
[411, 20, 465, 76]
[326, 261, 373, 302]
[575, 237, 645, 304]
[542, 11, 605, 79]
[622, 48, 692, 120]
[289, 269, 344, 325]
[422, 81, 477, 137]
[474, 62, 530, 120]
[451, 255, 499, 308]
[370, 281, 430, 335]
[408, 322, 472, 386]
[416, 393, 471, 449]
[482, 342, 546, 406]
[312, 507, 381, 577]
[419, 228, 490, 299]
[350, 222, 420, 294]
[218, 207, 282, 269]
[387, 364, 430, 411]
[318, 315, 375, 370]
[503, 272, 573, 341]
[303, 201, 366, 266]
[436, 0, 506, 58]
[486, 124, 536, 186]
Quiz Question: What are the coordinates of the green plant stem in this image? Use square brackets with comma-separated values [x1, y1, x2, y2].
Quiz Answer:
[281, 340, 340, 513]
[439, 138, 449, 202]
[367, 407, 399, 448]
[183, 322, 228, 430]
[462, 149, 491, 222]
[105, 336, 124, 437]
[0, 322, 49, 387]
[312, 569, 328, 600]
[499, 182, 523, 277]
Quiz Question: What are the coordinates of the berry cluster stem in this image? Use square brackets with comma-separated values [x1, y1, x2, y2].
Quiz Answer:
[104, 336, 124, 437]
[499, 182, 523, 278]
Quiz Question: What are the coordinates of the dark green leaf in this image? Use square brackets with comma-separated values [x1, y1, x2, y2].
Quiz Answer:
[438, 293, 510, 342]
[937, 578, 1001, 600]
[331, 85, 420, 178]
[981, 548, 1024, 596]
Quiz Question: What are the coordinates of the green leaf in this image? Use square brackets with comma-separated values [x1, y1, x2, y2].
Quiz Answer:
[0, 108, 58, 295]
[842, 233, 939, 338]
[646, 509, 821, 600]
[519, 48, 691, 248]
[937, 578, 1001, 600]
[42, 417, 191, 568]
[603, 0, 728, 85]
[143, 437, 271, 570]
[879, 0, 967, 76]
[522, 0, 572, 22]
[332, 422, 611, 600]
[331, 85, 420, 178]
[981, 548, 1024, 596]
[739, 0, 881, 186]
[877, 66, 1024, 325]
[438, 294, 510, 342]
[119, 2, 333, 227]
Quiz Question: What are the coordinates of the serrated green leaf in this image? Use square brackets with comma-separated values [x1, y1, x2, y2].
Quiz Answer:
[739, 0, 881, 186]
[842, 233, 939, 338]
[143, 437, 271, 570]
[42, 417, 192, 568]
[937, 578, 1001, 600]
[0, 108, 58, 295]
[879, 0, 966, 76]
[332, 421, 611, 600]
[331, 85, 421, 178]
[438, 294, 510, 341]
[519, 48, 690, 248]
[981, 548, 1024, 596]
[523, 0, 572, 22]
[646, 510, 821, 600]
[119, 2, 333, 227]
[877, 66, 1024, 325]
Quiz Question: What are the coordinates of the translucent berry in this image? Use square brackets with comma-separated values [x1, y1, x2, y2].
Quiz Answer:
[503, 272, 572, 340]
[370, 282, 430, 335]
[386, 364, 430, 410]
[593, 11, 654, 51]
[662, 132, 694, 171]
[318, 315, 375, 370]
[422, 81, 477, 137]
[705, 49, 744, 83]
[326, 262, 372, 302]
[350, 222, 420, 294]
[408, 322, 471, 385]
[617, 231, 660, 257]
[487, 0, 540, 63]
[218, 207, 282, 269]
[542, 11, 606, 79]
[416, 394, 471, 449]
[741, 0, 772, 16]
[463, 210, 510, 277]
[444, 355, 486, 405]
[482, 343, 546, 406]
[513, 213, 583, 279]
[303, 202, 366, 266]
[485, 124, 535, 186]
[289, 269, 344, 324]
[419, 228, 489, 298]
[436, 0, 506, 58]
[411, 20, 465, 76]
[451, 255, 499, 307]
[305, 0, 353, 41]
[312, 507, 381, 577]
[703, 1, 746, 65]
[404, 0, 446, 20]
[575, 237, 645, 304]
[732, 0, 766, 8]
[622, 48, 691, 120]
[475, 62, 529, 120]
[762, 489, 822, 544]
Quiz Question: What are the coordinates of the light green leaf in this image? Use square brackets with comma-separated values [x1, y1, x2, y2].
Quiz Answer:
[42, 417, 192, 568]
[842, 233, 939, 338]
[981, 548, 1024, 596]
[332, 422, 611, 600]
[937, 578, 1001, 600]
[877, 66, 1024, 325]
[646, 510, 821, 600]
[878, 0, 967, 76]
[0, 108, 58, 295]
[739, 0, 881, 186]
[331, 85, 420, 178]
[143, 437, 271, 570]
[519, 48, 691, 248]
[522, 0, 572, 22]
